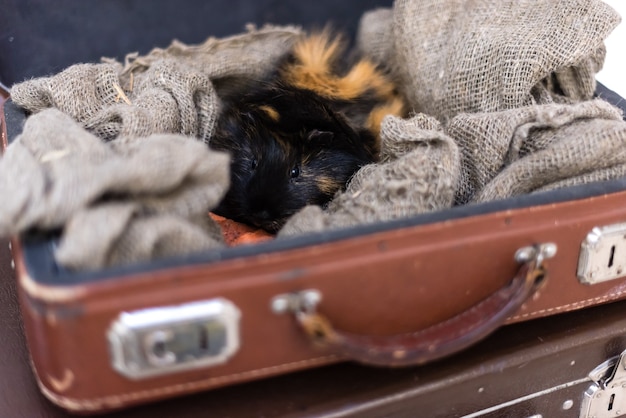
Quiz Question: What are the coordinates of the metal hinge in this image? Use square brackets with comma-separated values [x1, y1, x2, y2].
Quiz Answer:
[581, 350, 626, 417]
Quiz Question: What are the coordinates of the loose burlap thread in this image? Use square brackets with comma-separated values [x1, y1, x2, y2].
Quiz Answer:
[3, 1, 626, 269]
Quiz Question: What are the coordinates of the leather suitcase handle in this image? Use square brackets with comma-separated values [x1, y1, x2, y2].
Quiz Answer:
[294, 247, 549, 367]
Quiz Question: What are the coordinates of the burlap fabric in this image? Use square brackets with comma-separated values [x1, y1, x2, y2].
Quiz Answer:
[10, 25, 302, 143]
[0, 109, 229, 269]
[450, 99, 626, 204]
[389, 0, 619, 122]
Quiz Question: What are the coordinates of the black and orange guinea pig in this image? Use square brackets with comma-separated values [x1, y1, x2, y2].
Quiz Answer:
[210, 32, 405, 233]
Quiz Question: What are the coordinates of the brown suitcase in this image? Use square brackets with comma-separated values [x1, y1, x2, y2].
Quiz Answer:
[3, 0, 626, 414]
[5, 234, 626, 418]
[4, 234, 626, 418]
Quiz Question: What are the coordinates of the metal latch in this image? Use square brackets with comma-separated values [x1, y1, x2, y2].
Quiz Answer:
[108, 298, 241, 379]
[581, 350, 626, 417]
[578, 223, 626, 285]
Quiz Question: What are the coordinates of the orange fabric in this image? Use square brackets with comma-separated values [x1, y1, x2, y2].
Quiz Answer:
[209, 213, 274, 246]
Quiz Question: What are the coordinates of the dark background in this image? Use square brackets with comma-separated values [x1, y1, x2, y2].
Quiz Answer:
[0, 0, 393, 87]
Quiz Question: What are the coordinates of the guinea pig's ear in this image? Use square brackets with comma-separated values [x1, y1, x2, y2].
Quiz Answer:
[306, 129, 334, 145]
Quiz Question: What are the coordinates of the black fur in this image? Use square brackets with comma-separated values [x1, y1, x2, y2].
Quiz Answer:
[210, 81, 378, 232]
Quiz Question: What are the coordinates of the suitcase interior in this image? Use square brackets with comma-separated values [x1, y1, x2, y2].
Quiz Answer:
[3, 105, 626, 285]
[3, 99, 626, 286]
[2, 0, 626, 286]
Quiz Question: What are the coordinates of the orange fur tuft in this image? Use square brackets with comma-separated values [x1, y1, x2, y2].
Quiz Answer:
[291, 31, 343, 76]
[284, 32, 396, 101]
[366, 97, 406, 137]
[258, 105, 280, 122]
[316, 175, 343, 195]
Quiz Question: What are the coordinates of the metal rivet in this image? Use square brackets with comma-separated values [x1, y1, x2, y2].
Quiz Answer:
[562, 399, 573, 410]
[542, 243, 558, 259]
[570, 360, 576, 366]
[271, 290, 322, 315]
[301, 290, 322, 310]
[515, 247, 535, 263]
[478, 387, 485, 393]
[271, 296, 289, 314]
[514, 243, 557, 263]
[10, 259, 14, 270]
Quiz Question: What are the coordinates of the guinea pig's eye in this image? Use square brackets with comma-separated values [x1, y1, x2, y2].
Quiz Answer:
[290, 164, 300, 179]
[251, 159, 258, 170]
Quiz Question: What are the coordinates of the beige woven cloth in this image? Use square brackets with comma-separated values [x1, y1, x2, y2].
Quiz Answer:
[10, 25, 302, 143]
[0, 109, 229, 269]
[450, 99, 626, 204]
[388, 0, 619, 122]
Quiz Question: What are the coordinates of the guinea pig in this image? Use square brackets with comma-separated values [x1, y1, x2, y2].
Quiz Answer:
[210, 32, 405, 233]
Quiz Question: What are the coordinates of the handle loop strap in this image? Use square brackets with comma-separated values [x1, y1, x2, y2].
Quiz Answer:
[295, 252, 547, 367]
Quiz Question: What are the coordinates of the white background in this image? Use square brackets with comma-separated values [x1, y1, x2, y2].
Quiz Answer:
[598, 0, 626, 97]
